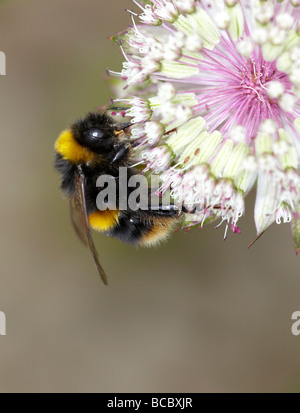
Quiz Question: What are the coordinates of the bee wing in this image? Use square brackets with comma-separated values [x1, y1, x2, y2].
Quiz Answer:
[69, 197, 88, 246]
[73, 166, 108, 285]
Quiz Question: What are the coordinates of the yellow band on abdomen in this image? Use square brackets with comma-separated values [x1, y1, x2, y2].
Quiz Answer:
[89, 210, 119, 232]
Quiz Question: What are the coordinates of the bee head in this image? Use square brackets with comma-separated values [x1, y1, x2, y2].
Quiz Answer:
[55, 112, 118, 164]
[72, 112, 116, 153]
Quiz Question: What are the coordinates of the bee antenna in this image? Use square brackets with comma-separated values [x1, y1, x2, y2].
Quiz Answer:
[108, 106, 130, 111]
[119, 122, 132, 129]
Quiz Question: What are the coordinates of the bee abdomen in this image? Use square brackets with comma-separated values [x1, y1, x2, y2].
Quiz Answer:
[105, 211, 178, 246]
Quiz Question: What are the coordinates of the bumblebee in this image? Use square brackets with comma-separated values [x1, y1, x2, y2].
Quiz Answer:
[54, 112, 180, 284]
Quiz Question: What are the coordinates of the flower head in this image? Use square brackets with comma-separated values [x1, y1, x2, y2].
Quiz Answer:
[110, 0, 300, 252]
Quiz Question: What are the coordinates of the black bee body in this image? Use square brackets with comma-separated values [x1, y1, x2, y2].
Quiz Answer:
[55, 113, 130, 195]
[54, 112, 179, 283]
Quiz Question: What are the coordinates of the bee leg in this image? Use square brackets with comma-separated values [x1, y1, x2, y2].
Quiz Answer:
[123, 138, 139, 148]
[118, 122, 132, 130]
[108, 106, 129, 111]
[111, 143, 131, 164]
[182, 206, 197, 213]
[148, 204, 180, 217]
[113, 122, 132, 132]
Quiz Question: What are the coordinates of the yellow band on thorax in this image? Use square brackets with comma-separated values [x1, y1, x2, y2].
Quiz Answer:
[55, 129, 96, 164]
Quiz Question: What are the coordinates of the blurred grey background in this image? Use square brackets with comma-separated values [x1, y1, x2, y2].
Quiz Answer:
[0, 0, 300, 393]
